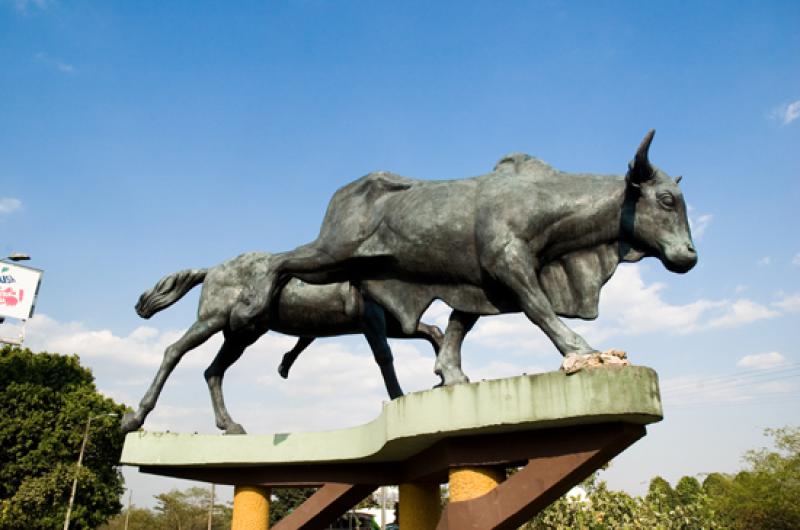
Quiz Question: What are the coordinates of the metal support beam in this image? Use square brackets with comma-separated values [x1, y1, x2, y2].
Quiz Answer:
[272, 483, 377, 530]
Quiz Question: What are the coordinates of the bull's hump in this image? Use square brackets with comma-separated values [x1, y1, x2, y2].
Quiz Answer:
[494, 153, 561, 179]
[361, 171, 416, 191]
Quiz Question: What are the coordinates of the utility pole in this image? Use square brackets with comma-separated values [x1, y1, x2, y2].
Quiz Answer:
[207, 483, 215, 530]
[124, 490, 132, 530]
[63, 413, 118, 530]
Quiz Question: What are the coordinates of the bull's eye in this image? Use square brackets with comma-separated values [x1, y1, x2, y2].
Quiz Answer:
[657, 192, 676, 209]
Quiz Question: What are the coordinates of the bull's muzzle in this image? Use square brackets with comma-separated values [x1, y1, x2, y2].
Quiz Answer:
[664, 243, 698, 273]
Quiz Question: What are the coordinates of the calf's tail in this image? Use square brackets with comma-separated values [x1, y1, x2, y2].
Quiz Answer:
[135, 269, 207, 318]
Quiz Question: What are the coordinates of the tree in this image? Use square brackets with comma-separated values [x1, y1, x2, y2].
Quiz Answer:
[709, 426, 800, 530]
[99, 486, 232, 530]
[525, 471, 721, 529]
[674, 476, 701, 507]
[0, 345, 126, 529]
[154, 487, 231, 530]
[99, 506, 160, 530]
[645, 475, 678, 512]
[269, 487, 316, 525]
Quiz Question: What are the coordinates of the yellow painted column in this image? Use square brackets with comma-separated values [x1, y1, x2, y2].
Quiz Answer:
[399, 482, 441, 530]
[232, 485, 270, 530]
[448, 466, 505, 502]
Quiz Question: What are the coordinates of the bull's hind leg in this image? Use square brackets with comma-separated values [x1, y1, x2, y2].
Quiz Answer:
[435, 311, 477, 386]
[386, 317, 444, 355]
[362, 297, 404, 399]
[278, 336, 315, 379]
[121, 317, 223, 433]
[204, 330, 261, 434]
[230, 243, 356, 331]
[386, 313, 446, 385]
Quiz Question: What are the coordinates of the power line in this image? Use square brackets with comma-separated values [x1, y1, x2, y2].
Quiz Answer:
[661, 364, 800, 395]
[663, 371, 800, 399]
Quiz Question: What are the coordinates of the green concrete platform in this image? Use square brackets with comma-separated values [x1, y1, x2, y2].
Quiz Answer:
[121, 366, 662, 469]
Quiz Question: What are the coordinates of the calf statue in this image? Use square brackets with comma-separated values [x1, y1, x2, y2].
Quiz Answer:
[230, 130, 697, 385]
[121, 252, 443, 434]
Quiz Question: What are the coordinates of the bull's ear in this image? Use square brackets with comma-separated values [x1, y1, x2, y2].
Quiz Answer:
[626, 129, 656, 187]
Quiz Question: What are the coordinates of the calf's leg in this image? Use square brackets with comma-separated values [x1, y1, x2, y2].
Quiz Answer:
[121, 317, 223, 433]
[278, 336, 315, 378]
[204, 331, 261, 434]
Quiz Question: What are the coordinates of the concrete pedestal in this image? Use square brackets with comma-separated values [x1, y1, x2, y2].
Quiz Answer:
[122, 366, 663, 529]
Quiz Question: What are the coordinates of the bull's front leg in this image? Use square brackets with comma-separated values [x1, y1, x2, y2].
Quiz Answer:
[489, 241, 596, 358]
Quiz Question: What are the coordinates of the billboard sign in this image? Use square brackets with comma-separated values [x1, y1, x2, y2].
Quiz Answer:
[0, 262, 43, 320]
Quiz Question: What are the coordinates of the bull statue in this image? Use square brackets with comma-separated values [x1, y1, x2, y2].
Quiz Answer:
[120, 251, 443, 434]
[231, 130, 697, 385]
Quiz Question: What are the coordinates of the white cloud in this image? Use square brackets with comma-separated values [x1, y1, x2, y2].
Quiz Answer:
[20, 314, 213, 368]
[772, 100, 800, 125]
[598, 267, 723, 334]
[0, 197, 22, 215]
[470, 314, 551, 351]
[793, 253, 800, 267]
[690, 213, 713, 239]
[704, 299, 780, 329]
[736, 352, 787, 370]
[687, 206, 712, 240]
[757, 256, 771, 266]
[773, 292, 800, 313]
[595, 265, 778, 335]
[35, 52, 75, 74]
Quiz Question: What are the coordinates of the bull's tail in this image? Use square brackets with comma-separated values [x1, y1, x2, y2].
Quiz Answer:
[135, 269, 207, 319]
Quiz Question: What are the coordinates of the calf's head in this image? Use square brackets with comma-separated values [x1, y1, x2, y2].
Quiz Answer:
[622, 130, 698, 273]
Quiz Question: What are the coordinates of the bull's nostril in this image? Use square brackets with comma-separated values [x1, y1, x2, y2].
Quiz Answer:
[687, 244, 696, 254]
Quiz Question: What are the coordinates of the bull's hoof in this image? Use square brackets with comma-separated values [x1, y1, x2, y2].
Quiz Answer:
[224, 423, 247, 435]
[436, 367, 470, 386]
[120, 412, 142, 434]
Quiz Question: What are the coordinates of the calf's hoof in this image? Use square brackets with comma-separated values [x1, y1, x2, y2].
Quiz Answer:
[224, 423, 247, 435]
[278, 363, 289, 379]
[120, 412, 142, 434]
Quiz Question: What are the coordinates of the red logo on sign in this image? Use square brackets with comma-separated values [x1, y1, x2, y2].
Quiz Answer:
[0, 287, 23, 306]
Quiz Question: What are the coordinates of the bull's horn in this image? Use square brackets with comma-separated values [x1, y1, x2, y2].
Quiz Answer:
[635, 129, 655, 169]
[627, 129, 656, 185]
[675, 175, 683, 184]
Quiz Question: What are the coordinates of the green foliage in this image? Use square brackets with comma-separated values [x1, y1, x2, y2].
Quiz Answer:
[0, 345, 127, 529]
[674, 476, 701, 507]
[99, 487, 232, 530]
[525, 471, 721, 529]
[268, 487, 316, 525]
[708, 427, 800, 530]
[646, 475, 678, 512]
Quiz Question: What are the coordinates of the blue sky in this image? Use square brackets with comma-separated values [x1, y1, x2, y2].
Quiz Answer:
[2, 0, 798, 509]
